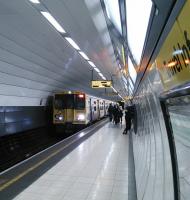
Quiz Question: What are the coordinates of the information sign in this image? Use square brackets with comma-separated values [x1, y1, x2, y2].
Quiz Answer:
[91, 80, 112, 88]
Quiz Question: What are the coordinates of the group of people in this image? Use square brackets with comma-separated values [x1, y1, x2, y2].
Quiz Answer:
[108, 103, 133, 135]
[108, 104, 123, 125]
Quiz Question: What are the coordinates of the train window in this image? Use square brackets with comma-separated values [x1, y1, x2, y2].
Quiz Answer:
[94, 106, 96, 111]
[74, 94, 85, 109]
[54, 95, 65, 109]
[66, 94, 74, 109]
[54, 94, 74, 109]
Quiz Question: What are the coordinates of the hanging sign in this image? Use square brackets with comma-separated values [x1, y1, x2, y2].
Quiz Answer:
[91, 80, 112, 88]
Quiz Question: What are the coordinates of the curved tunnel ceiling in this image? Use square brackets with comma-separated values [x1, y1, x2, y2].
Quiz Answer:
[0, 0, 125, 106]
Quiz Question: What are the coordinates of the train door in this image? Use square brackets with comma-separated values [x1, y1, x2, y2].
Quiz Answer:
[89, 98, 93, 122]
[92, 98, 97, 121]
[97, 99, 100, 119]
[99, 100, 104, 118]
[103, 100, 106, 116]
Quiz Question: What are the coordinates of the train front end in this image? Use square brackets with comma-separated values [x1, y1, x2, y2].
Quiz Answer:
[53, 91, 87, 132]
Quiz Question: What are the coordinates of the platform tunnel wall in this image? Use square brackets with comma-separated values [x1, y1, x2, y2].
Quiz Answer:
[132, 67, 174, 200]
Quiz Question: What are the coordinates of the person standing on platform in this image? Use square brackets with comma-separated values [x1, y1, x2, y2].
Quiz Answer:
[108, 103, 113, 122]
[113, 105, 120, 124]
[119, 106, 123, 124]
[123, 108, 132, 134]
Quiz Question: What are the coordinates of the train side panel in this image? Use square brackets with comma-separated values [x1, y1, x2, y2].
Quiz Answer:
[85, 95, 92, 124]
[99, 99, 105, 118]
[90, 97, 99, 121]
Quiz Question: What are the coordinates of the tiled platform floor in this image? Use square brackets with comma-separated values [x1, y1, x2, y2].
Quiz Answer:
[13, 122, 128, 200]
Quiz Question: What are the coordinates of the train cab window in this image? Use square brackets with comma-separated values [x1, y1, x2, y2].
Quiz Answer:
[66, 94, 74, 109]
[75, 94, 85, 109]
[54, 95, 65, 109]
[54, 94, 74, 109]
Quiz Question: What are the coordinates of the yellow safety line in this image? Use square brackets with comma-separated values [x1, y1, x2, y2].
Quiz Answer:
[0, 119, 105, 192]
[0, 138, 78, 191]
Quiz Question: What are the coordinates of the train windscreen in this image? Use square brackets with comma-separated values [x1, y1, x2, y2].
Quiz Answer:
[75, 94, 85, 109]
[54, 94, 74, 109]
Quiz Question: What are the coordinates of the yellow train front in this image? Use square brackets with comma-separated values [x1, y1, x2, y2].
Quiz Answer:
[53, 91, 88, 132]
[53, 91, 114, 134]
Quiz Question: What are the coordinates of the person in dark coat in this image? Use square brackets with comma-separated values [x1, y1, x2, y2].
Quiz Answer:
[118, 106, 123, 124]
[108, 103, 113, 122]
[123, 109, 132, 134]
[113, 105, 120, 124]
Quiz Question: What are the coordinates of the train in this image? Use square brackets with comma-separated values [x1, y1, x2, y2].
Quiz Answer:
[53, 91, 113, 132]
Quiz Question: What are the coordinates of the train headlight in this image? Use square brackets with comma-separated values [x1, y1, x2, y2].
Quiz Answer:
[77, 114, 85, 121]
[58, 116, 63, 121]
[55, 114, 64, 121]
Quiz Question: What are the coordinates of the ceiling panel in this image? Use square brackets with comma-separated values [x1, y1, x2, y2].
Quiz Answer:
[0, 0, 125, 104]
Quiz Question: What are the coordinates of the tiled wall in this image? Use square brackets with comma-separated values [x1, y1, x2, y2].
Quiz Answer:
[133, 67, 174, 200]
[168, 96, 190, 200]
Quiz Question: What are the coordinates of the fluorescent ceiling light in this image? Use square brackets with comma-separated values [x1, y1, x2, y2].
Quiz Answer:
[65, 37, 80, 50]
[41, 11, 66, 33]
[112, 87, 117, 93]
[79, 51, 89, 60]
[102, 77, 106, 80]
[98, 73, 103, 77]
[88, 61, 96, 68]
[126, 0, 152, 64]
[29, 0, 40, 3]
[94, 68, 100, 73]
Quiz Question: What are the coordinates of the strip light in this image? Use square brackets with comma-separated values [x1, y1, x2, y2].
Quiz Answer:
[94, 68, 100, 73]
[88, 61, 96, 68]
[112, 86, 117, 93]
[41, 12, 66, 33]
[65, 37, 80, 50]
[118, 94, 124, 100]
[79, 51, 89, 60]
[99, 74, 105, 80]
[29, 0, 40, 3]
[36, 6, 107, 81]
[111, 86, 124, 100]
